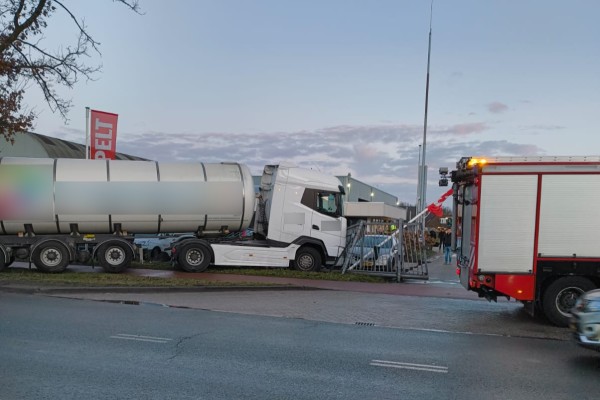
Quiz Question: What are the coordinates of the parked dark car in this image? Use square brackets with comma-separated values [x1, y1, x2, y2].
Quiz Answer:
[570, 289, 600, 351]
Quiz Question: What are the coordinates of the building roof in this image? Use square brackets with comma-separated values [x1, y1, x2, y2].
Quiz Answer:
[0, 132, 146, 161]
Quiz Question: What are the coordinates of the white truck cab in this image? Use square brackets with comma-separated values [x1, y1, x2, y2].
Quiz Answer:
[206, 163, 347, 272]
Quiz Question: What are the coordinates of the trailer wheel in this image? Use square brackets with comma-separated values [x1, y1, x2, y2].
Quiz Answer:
[178, 243, 211, 272]
[150, 247, 162, 261]
[32, 241, 70, 273]
[293, 247, 322, 272]
[542, 276, 595, 327]
[97, 241, 132, 273]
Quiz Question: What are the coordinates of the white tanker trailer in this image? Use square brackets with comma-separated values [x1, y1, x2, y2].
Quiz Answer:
[0, 157, 347, 273]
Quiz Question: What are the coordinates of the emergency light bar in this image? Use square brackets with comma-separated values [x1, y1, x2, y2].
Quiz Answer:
[467, 158, 487, 167]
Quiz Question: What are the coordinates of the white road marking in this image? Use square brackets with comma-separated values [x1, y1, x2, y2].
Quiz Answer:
[110, 333, 173, 343]
[370, 359, 448, 373]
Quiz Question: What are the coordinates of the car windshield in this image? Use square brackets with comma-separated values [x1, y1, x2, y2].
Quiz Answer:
[359, 235, 393, 249]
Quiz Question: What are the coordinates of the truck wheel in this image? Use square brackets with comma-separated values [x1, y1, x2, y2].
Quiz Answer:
[97, 241, 132, 273]
[178, 243, 211, 272]
[542, 276, 595, 327]
[150, 247, 162, 261]
[293, 247, 322, 272]
[32, 242, 70, 273]
[0, 256, 5, 272]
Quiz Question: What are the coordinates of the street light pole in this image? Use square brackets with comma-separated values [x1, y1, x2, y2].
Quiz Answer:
[416, 144, 422, 214]
[346, 173, 352, 201]
[421, 2, 433, 215]
[419, 1, 433, 232]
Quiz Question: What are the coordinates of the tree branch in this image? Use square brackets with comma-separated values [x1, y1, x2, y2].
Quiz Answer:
[52, 0, 100, 53]
[0, 0, 47, 54]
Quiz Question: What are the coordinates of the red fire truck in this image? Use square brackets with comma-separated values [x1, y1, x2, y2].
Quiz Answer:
[450, 156, 600, 326]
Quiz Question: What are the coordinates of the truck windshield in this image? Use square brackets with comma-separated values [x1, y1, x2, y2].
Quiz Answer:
[317, 193, 341, 217]
[301, 188, 343, 217]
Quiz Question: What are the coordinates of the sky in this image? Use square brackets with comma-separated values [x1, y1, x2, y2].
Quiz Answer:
[20, 0, 600, 205]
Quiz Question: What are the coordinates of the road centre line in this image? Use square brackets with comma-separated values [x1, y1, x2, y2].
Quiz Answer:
[110, 333, 173, 343]
[370, 360, 448, 374]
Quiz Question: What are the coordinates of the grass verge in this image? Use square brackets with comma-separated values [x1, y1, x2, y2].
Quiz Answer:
[0, 269, 264, 288]
[0, 262, 389, 287]
[130, 261, 388, 283]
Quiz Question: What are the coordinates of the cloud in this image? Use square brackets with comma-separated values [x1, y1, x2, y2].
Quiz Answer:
[435, 122, 488, 136]
[487, 101, 509, 114]
[50, 123, 544, 204]
[521, 124, 565, 131]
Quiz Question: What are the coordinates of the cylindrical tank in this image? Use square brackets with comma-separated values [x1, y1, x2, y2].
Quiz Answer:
[0, 157, 255, 235]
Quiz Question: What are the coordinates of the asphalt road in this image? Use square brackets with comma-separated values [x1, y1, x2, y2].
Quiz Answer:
[30, 250, 567, 341]
[2, 292, 599, 400]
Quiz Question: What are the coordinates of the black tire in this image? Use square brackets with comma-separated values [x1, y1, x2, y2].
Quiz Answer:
[542, 276, 595, 327]
[293, 247, 322, 272]
[177, 243, 211, 272]
[0, 254, 6, 272]
[97, 241, 132, 273]
[32, 241, 70, 273]
[150, 247, 162, 261]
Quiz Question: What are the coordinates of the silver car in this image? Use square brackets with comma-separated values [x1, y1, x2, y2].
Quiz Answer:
[350, 234, 399, 270]
[570, 288, 600, 351]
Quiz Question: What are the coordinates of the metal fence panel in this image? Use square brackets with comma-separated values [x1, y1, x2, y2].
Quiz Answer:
[400, 222, 428, 280]
[340, 221, 428, 280]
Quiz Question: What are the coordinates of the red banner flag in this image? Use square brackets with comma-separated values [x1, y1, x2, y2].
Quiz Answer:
[90, 110, 118, 159]
[426, 203, 443, 217]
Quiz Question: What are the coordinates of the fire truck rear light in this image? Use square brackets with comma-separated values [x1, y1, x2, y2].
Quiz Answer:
[517, 289, 523, 294]
[478, 275, 485, 282]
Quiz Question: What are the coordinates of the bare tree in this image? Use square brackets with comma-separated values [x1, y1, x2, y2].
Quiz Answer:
[0, 0, 140, 143]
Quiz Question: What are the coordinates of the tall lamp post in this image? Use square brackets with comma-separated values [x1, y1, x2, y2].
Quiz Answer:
[419, 2, 433, 231]
[345, 173, 352, 201]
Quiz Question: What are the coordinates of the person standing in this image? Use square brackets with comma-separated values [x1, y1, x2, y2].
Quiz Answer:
[443, 229, 452, 264]
[438, 229, 445, 252]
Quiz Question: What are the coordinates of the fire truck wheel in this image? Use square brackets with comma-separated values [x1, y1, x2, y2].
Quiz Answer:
[293, 247, 322, 272]
[32, 241, 70, 273]
[97, 241, 132, 273]
[178, 243, 211, 272]
[542, 276, 595, 327]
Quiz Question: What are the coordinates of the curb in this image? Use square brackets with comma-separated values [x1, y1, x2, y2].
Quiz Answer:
[0, 284, 327, 295]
